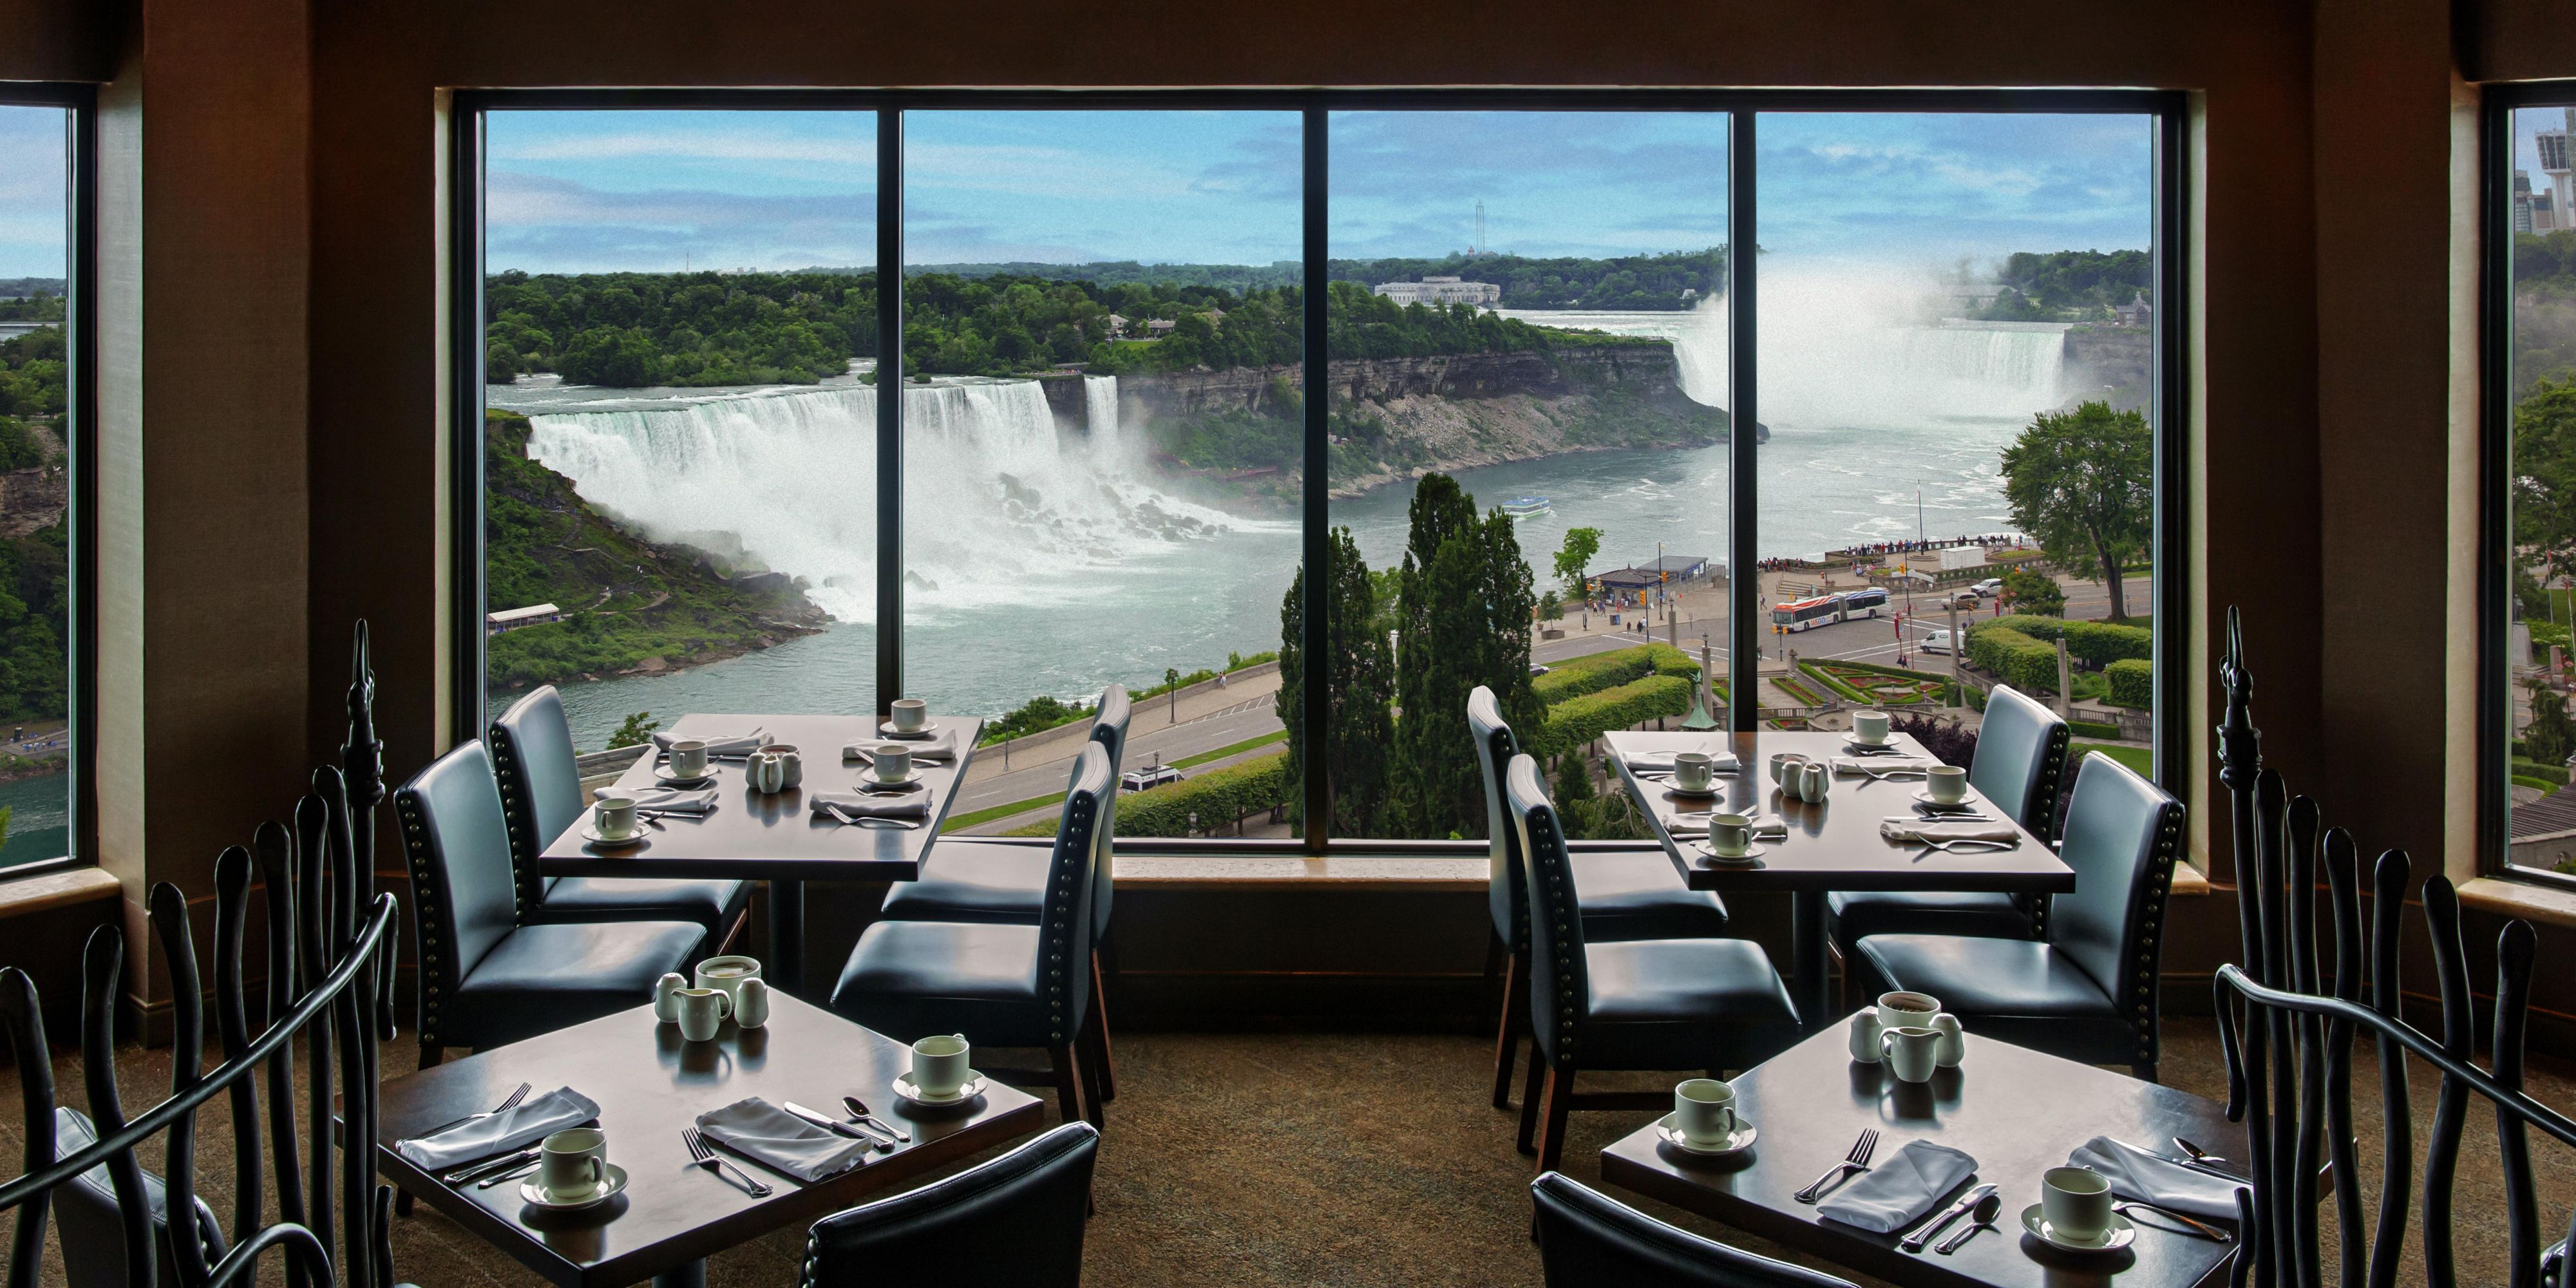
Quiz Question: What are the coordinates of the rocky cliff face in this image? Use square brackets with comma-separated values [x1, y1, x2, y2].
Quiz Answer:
[2061, 327, 2153, 411]
[0, 424, 66, 540]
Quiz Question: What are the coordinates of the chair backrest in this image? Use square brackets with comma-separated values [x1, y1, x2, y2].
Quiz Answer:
[1531, 1173, 1859, 1288]
[52, 1107, 228, 1287]
[1505, 753, 1587, 1069]
[394, 741, 527, 1024]
[488, 685, 582, 909]
[802, 1121, 1099, 1287]
[2045, 752, 2183, 1065]
[1467, 685, 1524, 947]
[1035, 743, 1113, 1045]
[1087, 685, 1132, 938]
[1968, 685, 2070, 838]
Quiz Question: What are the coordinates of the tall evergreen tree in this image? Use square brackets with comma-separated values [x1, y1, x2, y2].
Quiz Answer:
[1389, 474, 1542, 838]
[1276, 527, 1396, 836]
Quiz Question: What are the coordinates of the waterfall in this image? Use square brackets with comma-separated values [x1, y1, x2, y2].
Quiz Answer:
[1083, 374, 1121, 448]
[525, 377, 1253, 624]
[1893, 323, 2067, 404]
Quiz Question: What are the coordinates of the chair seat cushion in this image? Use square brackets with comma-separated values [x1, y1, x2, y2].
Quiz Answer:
[1567, 938, 1801, 1071]
[877, 841, 1048, 925]
[1571, 848, 1729, 942]
[1855, 934, 2115, 1019]
[450, 920, 703, 1048]
[831, 920, 1059, 1048]
[1828, 889, 2030, 947]
[533, 876, 748, 936]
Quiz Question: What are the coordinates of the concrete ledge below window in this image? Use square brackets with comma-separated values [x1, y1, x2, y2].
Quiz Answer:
[0, 866, 120, 918]
[2459, 876, 2576, 931]
[1113, 854, 1486, 891]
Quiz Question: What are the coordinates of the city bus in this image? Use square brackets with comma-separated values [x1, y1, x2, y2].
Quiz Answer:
[1772, 587, 1890, 632]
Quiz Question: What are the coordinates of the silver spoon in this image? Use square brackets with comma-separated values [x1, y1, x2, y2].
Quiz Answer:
[2174, 1136, 2228, 1166]
[1935, 1194, 2003, 1255]
[842, 1095, 911, 1142]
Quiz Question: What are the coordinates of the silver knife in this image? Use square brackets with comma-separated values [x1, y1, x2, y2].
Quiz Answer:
[784, 1101, 892, 1148]
[2111, 1138, 2244, 1181]
[1900, 1182, 1996, 1253]
[441, 1148, 539, 1186]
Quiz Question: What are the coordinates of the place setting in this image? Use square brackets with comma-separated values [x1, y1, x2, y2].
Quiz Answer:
[683, 1032, 990, 1194]
[576, 786, 719, 849]
[1622, 744, 1741, 791]
[1671, 810, 1786, 864]
[1655, 1076, 1758, 1160]
[854, 696, 967, 763]
[391, 1084, 615, 1211]
[1841, 708, 1912, 757]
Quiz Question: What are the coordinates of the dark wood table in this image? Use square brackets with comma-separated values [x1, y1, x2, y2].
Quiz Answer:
[374, 992, 1045, 1288]
[1602, 730, 2074, 1029]
[538, 713, 983, 994]
[1601, 1027, 2245, 1288]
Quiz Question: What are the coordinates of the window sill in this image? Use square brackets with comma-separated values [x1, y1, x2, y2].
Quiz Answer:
[0, 866, 119, 918]
[1112, 854, 1486, 891]
[2459, 876, 2576, 932]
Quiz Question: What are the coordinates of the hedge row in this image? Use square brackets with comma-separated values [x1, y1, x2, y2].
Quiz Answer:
[1112, 751, 1289, 837]
[2069, 719, 2120, 740]
[1804, 660, 1948, 706]
[1532, 643, 1700, 705]
[2515, 757, 2571, 788]
[2106, 658, 2154, 707]
[1984, 615, 2152, 668]
[1966, 625, 2060, 694]
[1530, 674, 1694, 757]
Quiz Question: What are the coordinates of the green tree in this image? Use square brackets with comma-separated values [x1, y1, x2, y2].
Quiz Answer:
[606, 711, 660, 750]
[1554, 526, 1604, 597]
[1276, 527, 1396, 835]
[2000, 566, 2067, 616]
[2000, 401, 2151, 620]
[0, 804, 10, 852]
[2531, 682, 2576, 766]
[1389, 475, 1542, 837]
[2513, 379, 2576, 594]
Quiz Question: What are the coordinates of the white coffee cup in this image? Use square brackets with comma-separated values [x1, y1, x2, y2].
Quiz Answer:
[667, 739, 710, 780]
[538, 1127, 607, 1200]
[1706, 813, 1753, 858]
[911, 1033, 971, 1097]
[1880, 1025, 1942, 1083]
[1673, 1078, 1738, 1146]
[1853, 709, 1891, 744]
[593, 791, 639, 840]
[874, 744, 914, 784]
[694, 955, 762, 1007]
[759, 744, 802, 789]
[891, 698, 929, 733]
[1927, 765, 1969, 804]
[1848, 1006, 1884, 1063]
[652, 971, 688, 1023]
[1671, 751, 1716, 793]
[2042, 1166, 2114, 1241]
[673, 987, 732, 1042]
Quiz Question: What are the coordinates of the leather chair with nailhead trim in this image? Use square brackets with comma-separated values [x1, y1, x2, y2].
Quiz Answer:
[799, 1122, 1098, 1288]
[1532, 1172, 1860, 1288]
[828, 743, 1112, 1129]
[1853, 750, 2184, 1081]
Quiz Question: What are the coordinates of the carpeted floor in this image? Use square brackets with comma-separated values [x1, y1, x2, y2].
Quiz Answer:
[2, 1019, 2570, 1286]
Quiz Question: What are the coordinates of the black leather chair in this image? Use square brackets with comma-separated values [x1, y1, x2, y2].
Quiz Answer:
[1507, 753, 1799, 1172]
[53, 1106, 229, 1287]
[877, 686, 1132, 1101]
[489, 685, 750, 940]
[831, 742, 1112, 1128]
[395, 741, 705, 1065]
[1827, 684, 2072, 963]
[802, 1122, 1099, 1288]
[1853, 750, 2184, 1079]
[1470, 686, 1731, 1125]
[1532, 1173, 1859, 1288]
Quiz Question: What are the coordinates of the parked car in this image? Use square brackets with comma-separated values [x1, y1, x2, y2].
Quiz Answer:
[1970, 578, 2005, 598]
[1944, 590, 1981, 609]
[1920, 628, 1957, 655]
[1121, 764, 1184, 792]
[1529, 663, 1551, 677]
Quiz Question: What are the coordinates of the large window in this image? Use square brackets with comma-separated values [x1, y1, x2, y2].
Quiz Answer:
[0, 91, 84, 871]
[459, 92, 2181, 853]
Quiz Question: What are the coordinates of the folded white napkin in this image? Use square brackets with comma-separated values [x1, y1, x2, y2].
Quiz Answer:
[2068, 1136, 2249, 1221]
[1671, 812, 1787, 840]
[629, 788, 718, 816]
[845, 730, 960, 763]
[1879, 820, 2021, 846]
[393, 1087, 600, 1172]
[695, 1097, 871, 1184]
[655, 729, 766, 757]
[1625, 750, 1741, 773]
[1832, 756, 1937, 775]
[1817, 1141, 1979, 1233]
[811, 792, 931, 820]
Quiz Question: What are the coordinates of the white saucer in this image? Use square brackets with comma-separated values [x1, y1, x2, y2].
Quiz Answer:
[653, 766, 715, 788]
[893, 1071, 987, 1106]
[2020, 1205, 2136, 1252]
[1654, 1113, 1756, 1156]
[578, 822, 647, 848]
[1911, 790, 1980, 808]
[1691, 842, 1765, 863]
[859, 771, 925, 791]
[1661, 782, 1723, 799]
[1844, 738, 1899, 753]
[880, 719, 942, 738]
[522, 1163, 629, 1212]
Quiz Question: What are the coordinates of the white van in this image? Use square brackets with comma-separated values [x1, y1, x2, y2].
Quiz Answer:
[1920, 628, 1957, 655]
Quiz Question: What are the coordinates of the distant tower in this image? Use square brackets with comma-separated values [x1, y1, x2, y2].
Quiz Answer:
[1475, 200, 1487, 258]
[2540, 108, 2575, 232]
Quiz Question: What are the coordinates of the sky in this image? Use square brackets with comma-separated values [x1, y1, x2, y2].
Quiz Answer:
[0, 106, 68, 281]
[469, 106, 2160, 275]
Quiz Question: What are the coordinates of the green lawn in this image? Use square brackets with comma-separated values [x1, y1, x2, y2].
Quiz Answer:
[941, 730, 1291, 833]
[1171, 730, 1287, 770]
[2072, 742, 2152, 777]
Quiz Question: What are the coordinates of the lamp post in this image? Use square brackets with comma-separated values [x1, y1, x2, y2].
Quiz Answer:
[1166, 667, 1179, 724]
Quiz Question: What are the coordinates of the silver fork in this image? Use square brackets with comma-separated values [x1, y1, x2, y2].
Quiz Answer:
[683, 1127, 772, 1197]
[1917, 837, 2020, 853]
[421, 1081, 531, 1139]
[1793, 1129, 1878, 1203]
[2114, 1201, 2232, 1242]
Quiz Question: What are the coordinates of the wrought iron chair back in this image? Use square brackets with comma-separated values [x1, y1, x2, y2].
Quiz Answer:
[2214, 605, 2576, 1288]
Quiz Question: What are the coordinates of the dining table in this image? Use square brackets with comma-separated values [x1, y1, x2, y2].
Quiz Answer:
[1601, 728, 2074, 1031]
[372, 990, 1047, 1288]
[538, 712, 983, 996]
[1600, 1026, 2249, 1288]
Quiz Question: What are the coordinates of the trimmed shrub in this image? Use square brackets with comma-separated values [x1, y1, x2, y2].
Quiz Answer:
[1113, 751, 1289, 837]
[1965, 625, 2059, 694]
[1985, 614, 2151, 668]
[2514, 757, 2571, 788]
[1533, 643, 1699, 705]
[2069, 719, 2121, 740]
[1530, 674, 1694, 757]
[2105, 658, 2154, 707]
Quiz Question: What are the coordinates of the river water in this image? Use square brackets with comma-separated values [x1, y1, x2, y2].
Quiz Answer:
[491, 307, 2070, 748]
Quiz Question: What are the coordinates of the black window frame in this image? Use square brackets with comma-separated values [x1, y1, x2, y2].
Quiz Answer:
[2483, 80, 2576, 890]
[0, 83, 97, 880]
[449, 87, 2189, 858]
